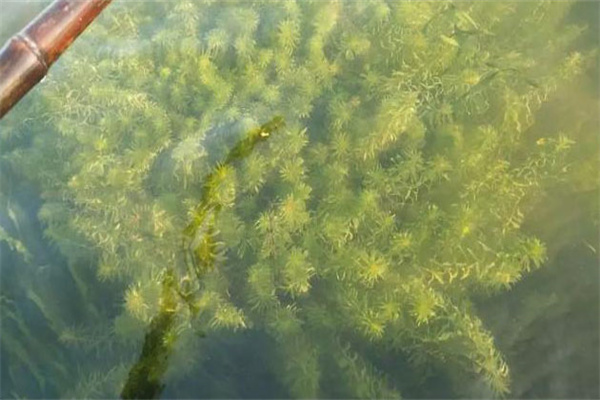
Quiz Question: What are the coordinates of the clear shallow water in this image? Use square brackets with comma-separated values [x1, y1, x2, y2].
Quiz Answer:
[0, 1, 598, 398]
[0, 1, 50, 43]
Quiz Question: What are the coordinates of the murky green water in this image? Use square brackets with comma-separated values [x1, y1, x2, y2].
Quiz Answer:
[1, 1, 598, 398]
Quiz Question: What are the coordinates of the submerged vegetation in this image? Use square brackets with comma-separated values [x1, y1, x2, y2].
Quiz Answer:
[0, 1, 597, 398]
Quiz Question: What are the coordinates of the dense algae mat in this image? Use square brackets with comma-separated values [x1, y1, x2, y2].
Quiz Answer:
[0, 1, 598, 398]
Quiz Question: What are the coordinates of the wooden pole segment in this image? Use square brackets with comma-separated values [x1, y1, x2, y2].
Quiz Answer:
[0, 0, 112, 119]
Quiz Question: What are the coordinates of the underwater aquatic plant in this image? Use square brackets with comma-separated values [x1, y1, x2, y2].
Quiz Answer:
[0, 0, 596, 398]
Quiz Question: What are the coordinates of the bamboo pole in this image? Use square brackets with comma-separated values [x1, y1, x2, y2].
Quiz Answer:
[0, 0, 112, 119]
